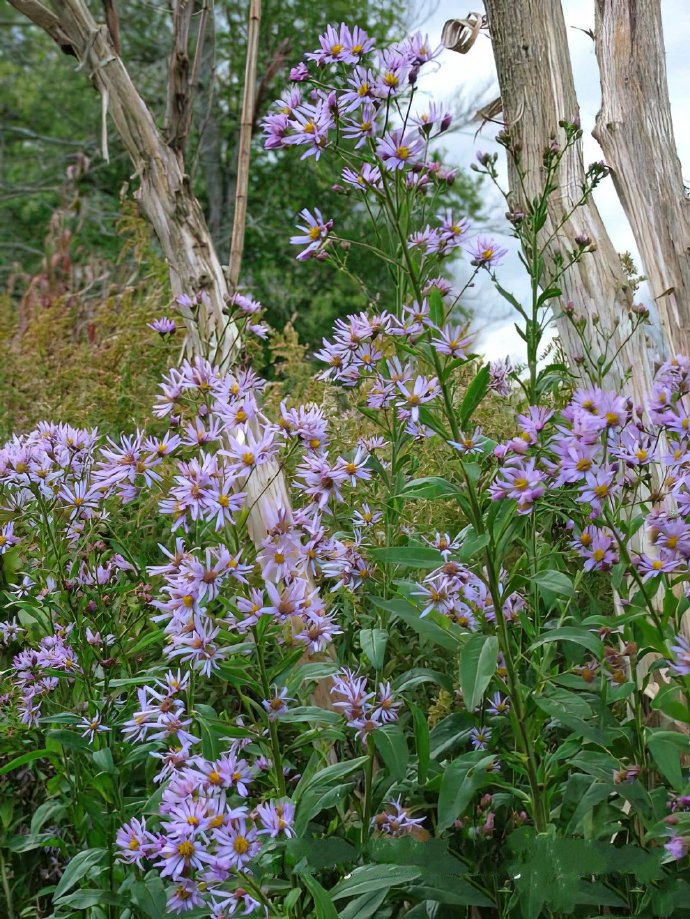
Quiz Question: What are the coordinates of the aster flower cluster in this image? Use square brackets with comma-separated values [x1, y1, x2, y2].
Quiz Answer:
[330, 668, 400, 741]
[264, 24, 508, 273]
[116, 740, 294, 916]
[412, 559, 525, 630]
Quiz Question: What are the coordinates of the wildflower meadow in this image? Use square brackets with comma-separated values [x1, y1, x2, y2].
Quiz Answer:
[2, 19, 690, 919]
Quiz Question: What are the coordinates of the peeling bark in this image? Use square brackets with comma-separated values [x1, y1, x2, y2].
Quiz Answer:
[480, 0, 659, 404]
[593, 0, 690, 358]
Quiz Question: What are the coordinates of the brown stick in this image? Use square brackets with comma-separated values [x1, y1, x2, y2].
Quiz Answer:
[227, 0, 261, 291]
[593, 0, 690, 358]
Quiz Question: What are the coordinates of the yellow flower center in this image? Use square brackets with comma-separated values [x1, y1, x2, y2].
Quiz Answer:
[233, 835, 250, 855]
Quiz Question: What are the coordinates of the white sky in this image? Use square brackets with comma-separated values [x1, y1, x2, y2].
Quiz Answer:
[412, 0, 690, 360]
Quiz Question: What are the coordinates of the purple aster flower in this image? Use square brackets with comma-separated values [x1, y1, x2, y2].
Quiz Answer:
[404, 30, 442, 64]
[262, 686, 293, 721]
[665, 836, 688, 860]
[116, 818, 151, 866]
[376, 129, 424, 170]
[489, 458, 546, 513]
[467, 236, 509, 268]
[578, 468, 618, 512]
[306, 23, 372, 65]
[432, 325, 474, 359]
[669, 633, 690, 676]
[574, 527, 619, 571]
[290, 62, 309, 82]
[166, 879, 205, 913]
[285, 100, 333, 159]
[636, 553, 682, 581]
[414, 102, 452, 134]
[79, 712, 110, 743]
[372, 797, 426, 836]
[148, 317, 177, 336]
[372, 682, 400, 724]
[0, 522, 19, 554]
[469, 726, 492, 749]
[213, 819, 261, 869]
[489, 358, 513, 396]
[290, 208, 333, 260]
[157, 835, 212, 880]
[374, 47, 412, 97]
[342, 104, 379, 147]
[294, 606, 342, 652]
[330, 668, 373, 721]
[487, 692, 510, 715]
[256, 800, 296, 838]
[341, 66, 376, 111]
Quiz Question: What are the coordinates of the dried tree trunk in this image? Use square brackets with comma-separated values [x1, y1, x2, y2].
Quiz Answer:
[593, 0, 690, 359]
[475, 0, 659, 405]
[10, 0, 290, 543]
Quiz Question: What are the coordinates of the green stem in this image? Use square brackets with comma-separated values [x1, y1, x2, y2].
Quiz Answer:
[254, 629, 286, 796]
[361, 736, 376, 845]
[0, 849, 15, 919]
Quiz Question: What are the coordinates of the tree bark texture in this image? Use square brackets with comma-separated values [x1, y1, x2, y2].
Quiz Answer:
[593, 0, 690, 359]
[483, 0, 658, 405]
[9, 0, 291, 545]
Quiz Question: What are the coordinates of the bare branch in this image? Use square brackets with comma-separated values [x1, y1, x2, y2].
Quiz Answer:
[6, 0, 75, 55]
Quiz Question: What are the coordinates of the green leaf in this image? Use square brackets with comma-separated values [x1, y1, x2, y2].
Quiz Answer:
[338, 889, 388, 919]
[330, 864, 421, 900]
[530, 627, 603, 657]
[371, 596, 460, 652]
[458, 530, 490, 561]
[532, 569, 575, 598]
[293, 756, 368, 804]
[286, 837, 356, 871]
[7, 832, 61, 852]
[459, 633, 498, 712]
[279, 707, 342, 725]
[373, 724, 409, 781]
[369, 545, 444, 569]
[129, 875, 168, 918]
[0, 748, 51, 775]
[359, 628, 388, 670]
[53, 889, 123, 908]
[92, 748, 117, 775]
[393, 667, 452, 693]
[647, 731, 687, 789]
[30, 800, 65, 835]
[459, 363, 490, 427]
[438, 756, 493, 830]
[299, 872, 338, 919]
[53, 848, 107, 901]
[46, 729, 91, 752]
[428, 287, 445, 326]
[399, 477, 459, 500]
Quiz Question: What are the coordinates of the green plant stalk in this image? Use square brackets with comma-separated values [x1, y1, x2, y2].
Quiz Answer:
[0, 849, 15, 919]
[361, 735, 376, 845]
[254, 628, 286, 796]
